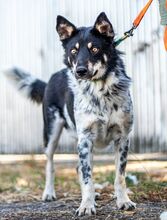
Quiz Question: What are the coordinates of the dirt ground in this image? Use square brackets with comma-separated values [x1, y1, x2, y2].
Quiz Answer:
[0, 199, 167, 220]
[0, 159, 167, 220]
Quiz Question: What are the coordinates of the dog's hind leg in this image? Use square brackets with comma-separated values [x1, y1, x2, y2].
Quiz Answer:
[114, 138, 136, 210]
[42, 110, 64, 201]
[76, 137, 96, 216]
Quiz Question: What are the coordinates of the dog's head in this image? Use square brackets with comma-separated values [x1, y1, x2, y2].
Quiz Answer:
[56, 12, 117, 81]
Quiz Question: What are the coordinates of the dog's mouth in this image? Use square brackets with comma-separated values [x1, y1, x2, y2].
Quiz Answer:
[75, 73, 92, 80]
[74, 70, 98, 80]
[92, 70, 98, 77]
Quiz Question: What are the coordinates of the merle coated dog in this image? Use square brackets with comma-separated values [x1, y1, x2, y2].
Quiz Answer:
[6, 12, 136, 216]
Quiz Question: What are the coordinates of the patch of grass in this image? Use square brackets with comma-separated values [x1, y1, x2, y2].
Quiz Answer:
[94, 170, 167, 203]
[0, 170, 21, 192]
[131, 180, 167, 202]
[0, 161, 167, 204]
[105, 172, 115, 184]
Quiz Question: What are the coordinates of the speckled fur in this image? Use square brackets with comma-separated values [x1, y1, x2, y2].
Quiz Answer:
[6, 12, 136, 216]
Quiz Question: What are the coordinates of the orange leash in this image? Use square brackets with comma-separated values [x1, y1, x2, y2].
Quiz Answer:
[115, 0, 167, 51]
[115, 0, 153, 46]
[133, 0, 153, 28]
[164, 26, 167, 50]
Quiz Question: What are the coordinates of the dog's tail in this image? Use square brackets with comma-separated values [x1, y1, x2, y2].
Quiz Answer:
[5, 67, 47, 104]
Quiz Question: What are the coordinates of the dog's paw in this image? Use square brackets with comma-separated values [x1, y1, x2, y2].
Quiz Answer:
[117, 199, 136, 211]
[76, 200, 96, 216]
[42, 188, 56, 202]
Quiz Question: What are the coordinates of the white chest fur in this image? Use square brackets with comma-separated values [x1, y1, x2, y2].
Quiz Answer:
[67, 70, 133, 148]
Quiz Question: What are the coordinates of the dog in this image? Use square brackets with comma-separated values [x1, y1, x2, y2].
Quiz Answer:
[6, 12, 136, 216]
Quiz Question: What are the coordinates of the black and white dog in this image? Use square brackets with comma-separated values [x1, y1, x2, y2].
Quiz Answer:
[6, 12, 136, 216]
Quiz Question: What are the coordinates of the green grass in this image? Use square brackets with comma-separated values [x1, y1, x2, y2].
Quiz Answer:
[94, 170, 167, 202]
[0, 162, 166, 203]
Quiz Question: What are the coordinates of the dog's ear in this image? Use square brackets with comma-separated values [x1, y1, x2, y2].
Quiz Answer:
[56, 15, 77, 40]
[93, 12, 114, 38]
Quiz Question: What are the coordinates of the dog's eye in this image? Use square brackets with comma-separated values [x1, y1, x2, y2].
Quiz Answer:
[71, 48, 77, 55]
[91, 47, 99, 54]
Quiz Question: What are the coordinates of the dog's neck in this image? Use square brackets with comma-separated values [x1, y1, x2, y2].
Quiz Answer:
[68, 59, 131, 104]
[68, 75, 129, 115]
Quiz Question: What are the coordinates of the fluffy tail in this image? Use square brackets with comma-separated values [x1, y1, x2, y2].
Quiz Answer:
[5, 67, 47, 104]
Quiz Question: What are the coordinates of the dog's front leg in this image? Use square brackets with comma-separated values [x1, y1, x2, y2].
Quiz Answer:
[76, 138, 96, 216]
[114, 138, 136, 210]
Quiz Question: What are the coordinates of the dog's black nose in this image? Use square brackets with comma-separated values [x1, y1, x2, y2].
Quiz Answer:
[76, 66, 87, 77]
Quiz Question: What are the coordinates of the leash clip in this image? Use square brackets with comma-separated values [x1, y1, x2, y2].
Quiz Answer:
[114, 25, 137, 47]
[124, 25, 136, 37]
